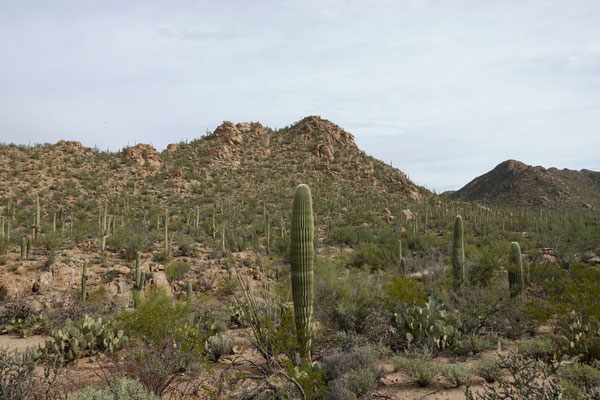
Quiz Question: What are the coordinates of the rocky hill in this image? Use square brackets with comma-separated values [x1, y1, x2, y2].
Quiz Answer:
[450, 159, 600, 210]
[0, 116, 423, 213]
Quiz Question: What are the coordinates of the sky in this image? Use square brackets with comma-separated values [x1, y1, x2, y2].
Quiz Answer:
[1, 1, 599, 192]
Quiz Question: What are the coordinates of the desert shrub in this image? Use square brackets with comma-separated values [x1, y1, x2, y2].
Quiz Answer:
[382, 276, 426, 312]
[0, 347, 64, 400]
[315, 256, 386, 334]
[516, 333, 559, 361]
[322, 345, 379, 381]
[70, 377, 159, 400]
[328, 226, 358, 247]
[207, 335, 231, 362]
[164, 261, 189, 283]
[284, 359, 327, 400]
[174, 233, 197, 257]
[325, 380, 357, 400]
[119, 288, 209, 358]
[475, 356, 503, 383]
[443, 279, 510, 336]
[107, 225, 150, 261]
[442, 364, 472, 388]
[545, 263, 600, 321]
[345, 368, 378, 397]
[0, 300, 35, 331]
[393, 354, 439, 387]
[466, 350, 569, 400]
[37, 231, 63, 252]
[558, 362, 600, 390]
[151, 250, 170, 264]
[452, 334, 495, 356]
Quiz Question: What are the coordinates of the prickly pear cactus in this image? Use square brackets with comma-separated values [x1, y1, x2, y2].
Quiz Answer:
[43, 315, 127, 362]
[392, 296, 462, 350]
[290, 184, 314, 360]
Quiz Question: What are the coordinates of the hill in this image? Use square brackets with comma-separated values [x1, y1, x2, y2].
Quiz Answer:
[450, 159, 600, 211]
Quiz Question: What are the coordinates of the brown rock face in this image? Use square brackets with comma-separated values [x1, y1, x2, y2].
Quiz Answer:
[214, 122, 243, 146]
[55, 140, 86, 154]
[123, 144, 163, 168]
[166, 143, 178, 152]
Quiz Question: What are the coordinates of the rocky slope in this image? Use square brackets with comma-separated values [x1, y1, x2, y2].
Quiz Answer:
[450, 159, 600, 210]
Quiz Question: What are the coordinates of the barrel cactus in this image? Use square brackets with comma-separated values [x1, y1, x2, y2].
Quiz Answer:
[452, 215, 466, 282]
[508, 241, 524, 309]
[290, 184, 314, 360]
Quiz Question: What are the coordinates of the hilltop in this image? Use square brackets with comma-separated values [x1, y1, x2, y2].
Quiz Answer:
[449, 159, 600, 211]
[0, 116, 423, 214]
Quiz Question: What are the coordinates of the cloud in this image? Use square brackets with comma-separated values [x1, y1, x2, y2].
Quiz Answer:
[0, 0, 599, 190]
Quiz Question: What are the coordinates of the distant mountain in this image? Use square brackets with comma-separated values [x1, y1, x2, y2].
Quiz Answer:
[450, 160, 600, 210]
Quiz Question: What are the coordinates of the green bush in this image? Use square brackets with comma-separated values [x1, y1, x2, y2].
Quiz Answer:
[164, 261, 189, 283]
[382, 276, 426, 312]
[516, 333, 559, 361]
[151, 250, 170, 264]
[559, 362, 600, 390]
[346, 367, 378, 397]
[393, 354, 439, 387]
[442, 364, 472, 388]
[315, 255, 386, 335]
[174, 233, 197, 257]
[284, 359, 327, 400]
[475, 356, 503, 383]
[119, 288, 209, 358]
[107, 225, 150, 261]
[70, 377, 159, 400]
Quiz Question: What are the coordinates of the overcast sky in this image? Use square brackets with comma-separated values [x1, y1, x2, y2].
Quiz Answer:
[1, 1, 599, 191]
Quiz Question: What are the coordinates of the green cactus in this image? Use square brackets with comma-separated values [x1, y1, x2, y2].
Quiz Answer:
[452, 215, 466, 282]
[26, 236, 32, 260]
[21, 236, 26, 260]
[290, 184, 315, 360]
[135, 252, 141, 290]
[43, 315, 128, 362]
[508, 241, 524, 309]
[35, 194, 40, 240]
[187, 282, 193, 304]
[82, 260, 88, 301]
[164, 209, 169, 254]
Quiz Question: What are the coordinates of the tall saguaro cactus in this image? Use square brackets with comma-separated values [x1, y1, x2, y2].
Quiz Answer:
[509, 241, 524, 309]
[81, 260, 88, 301]
[290, 184, 314, 360]
[35, 195, 41, 240]
[452, 215, 466, 282]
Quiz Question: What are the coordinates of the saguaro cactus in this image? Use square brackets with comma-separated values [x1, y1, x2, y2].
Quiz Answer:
[164, 209, 169, 255]
[81, 260, 88, 301]
[35, 195, 41, 240]
[187, 282, 193, 304]
[134, 252, 142, 290]
[290, 184, 314, 360]
[452, 215, 466, 282]
[21, 236, 26, 260]
[509, 241, 524, 309]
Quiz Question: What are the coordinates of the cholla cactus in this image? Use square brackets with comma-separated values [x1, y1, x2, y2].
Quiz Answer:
[290, 184, 315, 360]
